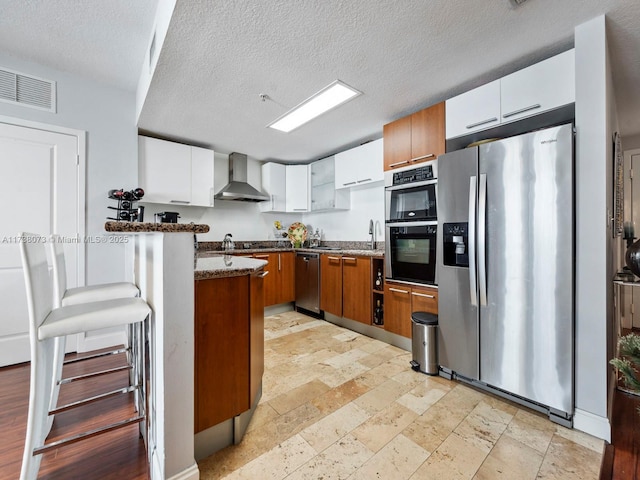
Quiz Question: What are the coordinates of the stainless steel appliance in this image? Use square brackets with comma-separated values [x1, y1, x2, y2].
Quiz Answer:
[385, 222, 437, 285]
[295, 252, 320, 314]
[436, 123, 574, 426]
[214, 152, 270, 202]
[385, 162, 437, 222]
[385, 161, 438, 285]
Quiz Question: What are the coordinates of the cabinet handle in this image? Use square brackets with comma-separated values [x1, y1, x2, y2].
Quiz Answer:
[412, 292, 435, 299]
[466, 117, 498, 129]
[259, 270, 269, 278]
[278, 253, 281, 271]
[170, 200, 190, 204]
[342, 257, 357, 262]
[327, 256, 341, 260]
[389, 160, 410, 168]
[389, 287, 409, 294]
[293, 208, 306, 211]
[343, 181, 357, 186]
[410, 153, 435, 162]
[502, 104, 541, 119]
[254, 255, 269, 259]
[357, 178, 372, 183]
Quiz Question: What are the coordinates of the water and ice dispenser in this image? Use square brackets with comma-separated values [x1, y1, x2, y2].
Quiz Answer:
[442, 223, 469, 268]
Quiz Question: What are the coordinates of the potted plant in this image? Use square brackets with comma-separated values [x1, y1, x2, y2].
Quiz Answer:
[610, 333, 640, 394]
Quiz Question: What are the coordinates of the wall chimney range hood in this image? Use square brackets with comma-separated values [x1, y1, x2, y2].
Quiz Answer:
[214, 152, 269, 202]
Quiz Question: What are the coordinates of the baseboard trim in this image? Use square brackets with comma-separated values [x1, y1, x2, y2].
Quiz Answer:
[573, 408, 611, 442]
[167, 463, 200, 480]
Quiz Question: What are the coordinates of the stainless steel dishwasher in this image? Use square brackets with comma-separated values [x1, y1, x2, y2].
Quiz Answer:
[295, 252, 320, 314]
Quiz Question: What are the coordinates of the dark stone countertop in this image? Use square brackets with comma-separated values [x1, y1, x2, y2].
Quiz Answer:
[105, 221, 210, 233]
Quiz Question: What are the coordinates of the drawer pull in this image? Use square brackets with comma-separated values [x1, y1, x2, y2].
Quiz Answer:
[412, 292, 435, 299]
[254, 255, 269, 259]
[259, 271, 269, 278]
[502, 104, 541, 119]
[466, 117, 498, 129]
[170, 199, 190, 204]
[389, 287, 409, 294]
[389, 160, 410, 168]
[343, 181, 357, 186]
[327, 256, 341, 260]
[357, 178, 372, 183]
[342, 257, 357, 261]
[410, 153, 435, 162]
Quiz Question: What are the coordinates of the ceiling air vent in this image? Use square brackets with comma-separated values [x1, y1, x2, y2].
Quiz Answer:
[0, 67, 56, 112]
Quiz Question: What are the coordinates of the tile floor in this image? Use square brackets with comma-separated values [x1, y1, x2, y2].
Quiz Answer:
[198, 311, 604, 479]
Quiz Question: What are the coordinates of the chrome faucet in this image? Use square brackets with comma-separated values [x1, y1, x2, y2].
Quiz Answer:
[369, 219, 375, 249]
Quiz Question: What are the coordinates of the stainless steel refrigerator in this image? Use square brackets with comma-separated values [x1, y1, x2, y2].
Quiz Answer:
[436, 123, 574, 424]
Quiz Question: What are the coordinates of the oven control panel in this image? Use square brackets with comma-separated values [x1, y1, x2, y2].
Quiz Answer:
[392, 165, 434, 185]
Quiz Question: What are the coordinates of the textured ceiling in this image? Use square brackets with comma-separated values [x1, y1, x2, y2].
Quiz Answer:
[0, 0, 157, 90]
[1, 1, 639, 163]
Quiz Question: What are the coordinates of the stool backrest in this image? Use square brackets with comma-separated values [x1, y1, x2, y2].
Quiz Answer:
[49, 234, 67, 308]
[19, 233, 53, 346]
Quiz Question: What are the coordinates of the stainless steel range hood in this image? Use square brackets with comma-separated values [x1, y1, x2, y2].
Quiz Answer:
[214, 152, 269, 202]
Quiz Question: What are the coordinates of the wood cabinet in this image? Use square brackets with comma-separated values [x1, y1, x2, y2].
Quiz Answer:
[384, 281, 438, 338]
[251, 251, 295, 307]
[138, 135, 214, 206]
[342, 256, 372, 324]
[309, 156, 350, 211]
[320, 254, 343, 316]
[445, 49, 575, 139]
[285, 164, 309, 212]
[320, 254, 371, 324]
[383, 102, 445, 171]
[335, 138, 384, 189]
[194, 271, 264, 432]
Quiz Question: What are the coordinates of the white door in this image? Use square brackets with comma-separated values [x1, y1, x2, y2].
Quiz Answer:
[0, 121, 82, 366]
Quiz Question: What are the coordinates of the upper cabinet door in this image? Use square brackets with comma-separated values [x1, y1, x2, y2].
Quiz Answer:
[335, 138, 383, 189]
[410, 102, 445, 164]
[139, 136, 191, 204]
[446, 80, 501, 139]
[260, 162, 286, 212]
[501, 49, 575, 123]
[285, 164, 309, 212]
[190, 146, 214, 207]
[383, 115, 412, 170]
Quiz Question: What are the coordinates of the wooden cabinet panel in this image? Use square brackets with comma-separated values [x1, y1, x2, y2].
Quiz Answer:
[320, 254, 342, 316]
[410, 102, 445, 164]
[250, 271, 265, 402]
[411, 285, 438, 315]
[194, 276, 250, 432]
[253, 253, 276, 306]
[278, 252, 296, 304]
[342, 256, 371, 324]
[383, 103, 445, 171]
[383, 115, 412, 170]
[384, 283, 412, 337]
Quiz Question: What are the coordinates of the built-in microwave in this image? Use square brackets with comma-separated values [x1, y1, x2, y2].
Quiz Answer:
[385, 222, 437, 285]
[384, 162, 437, 222]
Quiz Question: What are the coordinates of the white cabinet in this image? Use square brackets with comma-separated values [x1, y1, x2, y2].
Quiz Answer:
[500, 49, 575, 123]
[445, 49, 575, 139]
[335, 138, 384, 189]
[309, 156, 349, 211]
[138, 136, 214, 206]
[260, 162, 286, 212]
[445, 80, 501, 139]
[285, 164, 308, 213]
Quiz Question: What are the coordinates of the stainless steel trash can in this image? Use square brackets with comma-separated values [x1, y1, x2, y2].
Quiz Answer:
[410, 312, 438, 375]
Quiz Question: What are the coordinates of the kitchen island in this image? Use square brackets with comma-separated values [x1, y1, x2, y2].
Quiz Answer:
[104, 222, 266, 479]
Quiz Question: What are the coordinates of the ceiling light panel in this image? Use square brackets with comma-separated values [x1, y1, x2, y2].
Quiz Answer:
[268, 80, 361, 133]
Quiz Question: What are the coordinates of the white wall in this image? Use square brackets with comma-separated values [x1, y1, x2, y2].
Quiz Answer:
[0, 54, 138, 286]
[573, 15, 617, 441]
[624, 133, 640, 150]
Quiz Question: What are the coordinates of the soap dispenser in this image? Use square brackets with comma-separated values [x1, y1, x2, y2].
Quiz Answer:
[310, 228, 320, 248]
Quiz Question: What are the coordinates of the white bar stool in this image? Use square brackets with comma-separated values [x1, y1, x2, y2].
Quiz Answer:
[47, 234, 140, 419]
[19, 233, 151, 480]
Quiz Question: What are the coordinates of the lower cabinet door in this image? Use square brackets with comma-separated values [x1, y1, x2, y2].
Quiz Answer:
[384, 283, 412, 338]
[410, 285, 438, 314]
[320, 254, 342, 316]
[342, 256, 371, 324]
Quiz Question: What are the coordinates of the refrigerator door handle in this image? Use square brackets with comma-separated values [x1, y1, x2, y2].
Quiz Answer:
[478, 173, 487, 306]
[468, 176, 478, 306]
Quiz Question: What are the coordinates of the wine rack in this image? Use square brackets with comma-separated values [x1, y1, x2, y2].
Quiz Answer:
[372, 257, 384, 326]
[107, 188, 145, 222]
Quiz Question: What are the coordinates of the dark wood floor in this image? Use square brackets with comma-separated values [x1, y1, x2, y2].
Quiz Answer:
[601, 385, 640, 479]
[0, 350, 149, 480]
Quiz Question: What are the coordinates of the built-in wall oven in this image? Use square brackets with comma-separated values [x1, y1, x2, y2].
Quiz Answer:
[385, 161, 438, 285]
